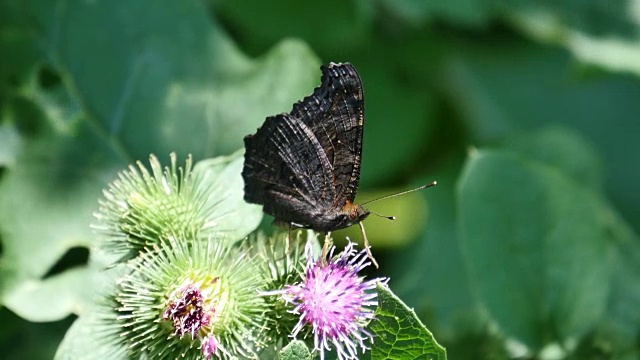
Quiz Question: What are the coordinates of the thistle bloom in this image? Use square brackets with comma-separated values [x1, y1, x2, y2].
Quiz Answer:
[115, 237, 268, 360]
[162, 284, 219, 359]
[269, 240, 386, 360]
[162, 284, 213, 339]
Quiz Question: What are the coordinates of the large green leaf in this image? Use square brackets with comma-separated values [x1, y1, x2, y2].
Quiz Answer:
[377, 0, 492, 27]
[4, 267, 91, 322]
[510, 7, 640, 76]
[54, 263, 136, 360]
[458, 149, 615, 350]
[54, 301, 128, 360]
[0, 120, 118, 298]
[0, 123, 21, 167]
[369, 283, 447, 360]
[502, 126, 603, 192]
[214, 0, 374, 56]
[445, 38, 640, 234]
[0, 0, 42, 102]
[376, 0, 637, 38]
[28, 0, 320, 161]
[191, 150, 263, 244]
[590, 216, 640, 358]
[0, 0, 320, 322]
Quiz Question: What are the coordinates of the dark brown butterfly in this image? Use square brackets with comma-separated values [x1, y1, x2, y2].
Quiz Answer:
[242, 62, 434, 267]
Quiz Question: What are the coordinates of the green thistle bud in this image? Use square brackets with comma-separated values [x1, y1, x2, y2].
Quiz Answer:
[114, 236, 269, 359]
[93, 153, 218, 262]
[252, 231, 310, 349]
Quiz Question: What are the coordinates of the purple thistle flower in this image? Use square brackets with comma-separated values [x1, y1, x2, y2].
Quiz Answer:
[162, 284, 213, 338]
[201, 335, 218, 360]
[271, 240, 386, 360]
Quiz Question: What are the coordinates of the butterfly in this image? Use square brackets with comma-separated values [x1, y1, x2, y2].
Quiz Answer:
[242, 62, 435, 267]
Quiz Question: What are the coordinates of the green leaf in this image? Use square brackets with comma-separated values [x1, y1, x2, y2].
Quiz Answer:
[445, 38, 640, 233]
[53, 264, 134, 360]
[192, 150, 263, 245]
[0, 0, 320, 322]
[502, 126, 603, 191]
[376, 0, 491, 27]
[0, 120, 117, 302]
[369, 283, 447, 360]
[591, 215, 640, 356]
[457, 149, 614, 349]
[0, 0, 42, 95]
[0, 123, 20, 167]
[374, 1, 636, 38]
[279, 340, 313, 360]
[214, 0, 374, 56]
[510, 8, 640, 75]
[54, 311, 127, 360]
[3, 267, 91, 322]
[35, 0, 320, 161]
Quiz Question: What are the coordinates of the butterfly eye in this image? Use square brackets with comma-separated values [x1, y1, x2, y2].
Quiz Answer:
[348, 211, 358, 221]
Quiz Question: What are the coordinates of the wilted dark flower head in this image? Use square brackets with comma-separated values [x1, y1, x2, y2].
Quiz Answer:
[163, 284, 214, 339]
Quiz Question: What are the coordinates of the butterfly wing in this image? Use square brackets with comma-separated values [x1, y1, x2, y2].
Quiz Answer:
[289, 63, 364, 206]
[243, 113, 336, 226]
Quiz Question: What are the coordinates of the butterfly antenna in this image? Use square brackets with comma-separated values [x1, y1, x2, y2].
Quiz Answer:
[361, 181, 437, 206]
[359, 221, 379, 268]
[369, 211, 396, 221]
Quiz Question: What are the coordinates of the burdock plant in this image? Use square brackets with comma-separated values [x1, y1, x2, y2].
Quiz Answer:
[87, 152, 446, 360]
[93, 153, 272, 359]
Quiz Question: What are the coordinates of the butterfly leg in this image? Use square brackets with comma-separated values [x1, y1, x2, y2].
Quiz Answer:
[359, 221, 379, 268]
[287, 223, 292, 253]
[321, 231, 333, 265]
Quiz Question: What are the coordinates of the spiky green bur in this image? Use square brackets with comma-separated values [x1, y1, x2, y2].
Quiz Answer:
[93, 153, 219, 262]
[251, 231, 309, 347]
[114, 237, 269, 359]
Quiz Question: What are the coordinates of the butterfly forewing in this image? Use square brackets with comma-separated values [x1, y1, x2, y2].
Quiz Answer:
[243, 62, 365, 230]
[290, 63, 364, 206]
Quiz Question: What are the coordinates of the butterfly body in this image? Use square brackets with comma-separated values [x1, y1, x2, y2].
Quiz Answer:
[242, 63, 369, 233]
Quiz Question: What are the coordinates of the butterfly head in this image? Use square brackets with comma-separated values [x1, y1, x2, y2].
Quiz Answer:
[339, 201, 370, 229]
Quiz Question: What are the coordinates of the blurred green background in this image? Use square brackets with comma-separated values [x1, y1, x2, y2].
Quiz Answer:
[1, 0, 640, 359]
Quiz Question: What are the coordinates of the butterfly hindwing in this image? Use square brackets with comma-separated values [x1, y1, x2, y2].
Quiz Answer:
[243, 113, 335, 226]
